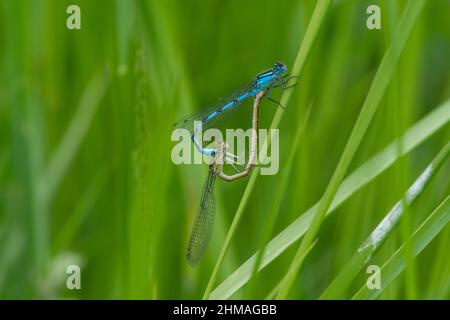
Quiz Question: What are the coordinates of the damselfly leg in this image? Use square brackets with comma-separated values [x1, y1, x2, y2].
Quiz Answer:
[266, 96, 287, 109]
[225, 151, 245, 173]
[271, 74, 299, 89]
[280, 74, 299, 89]
[264, 74, 299, 109]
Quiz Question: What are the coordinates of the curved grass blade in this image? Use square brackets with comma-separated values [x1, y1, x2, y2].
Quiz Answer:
[321, 141, 450, 299]
[54, 167, 110, 252]
[245, 104, 312, 299]
[40, 71, 109, 202]
[209, 98, 450, 300]
[353, 194, 450, 300]
[265, 239, 318, 300]
[276, 0, 426, 299]
[426, 223, 450, 298]
[187, 169, 217, 266]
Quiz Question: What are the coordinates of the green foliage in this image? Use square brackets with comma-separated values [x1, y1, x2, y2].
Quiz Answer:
[0, 0, 449, 299]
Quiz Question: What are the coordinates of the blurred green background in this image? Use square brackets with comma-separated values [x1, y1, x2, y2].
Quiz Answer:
[0, 0, 449, 299]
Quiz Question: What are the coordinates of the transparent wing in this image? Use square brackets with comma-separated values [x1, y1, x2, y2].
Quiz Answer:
[173, 81, 256, 135]
[186, 169, 216, 266]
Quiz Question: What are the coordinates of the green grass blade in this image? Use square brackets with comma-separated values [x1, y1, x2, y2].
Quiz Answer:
[425, 226, 450, 299]
[203, 0, 332, 300]
[53, 168, 109, 252]
[40, 72, 109, 202]
[265, 239, 318, 300]
[209, 98, 450, 300]
[245, 105, 312, 299]
[275, 0, 425, 299]
[353, 194, 450, 300]
[321, 141, 450, 299]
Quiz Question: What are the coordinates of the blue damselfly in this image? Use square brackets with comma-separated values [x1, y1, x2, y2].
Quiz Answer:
[174, 62, 296, 156]
[186, 91, 265, 266]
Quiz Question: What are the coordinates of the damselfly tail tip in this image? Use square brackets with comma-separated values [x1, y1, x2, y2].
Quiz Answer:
[186, 252, 199, 267]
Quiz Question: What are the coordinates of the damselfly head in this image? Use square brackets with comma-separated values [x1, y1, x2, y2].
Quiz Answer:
[274, 61, 287, 75]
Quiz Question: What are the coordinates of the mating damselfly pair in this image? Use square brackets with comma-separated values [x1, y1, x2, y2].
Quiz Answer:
[174, 62, 297, 266]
